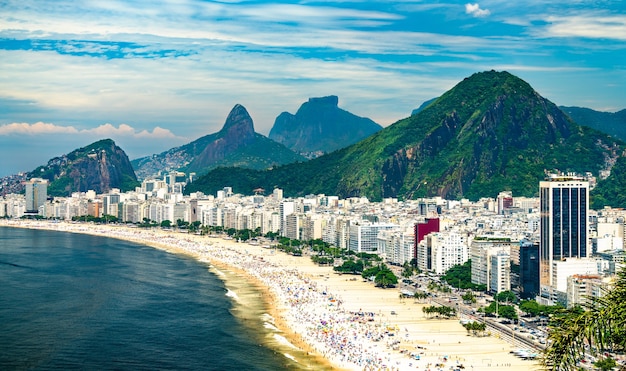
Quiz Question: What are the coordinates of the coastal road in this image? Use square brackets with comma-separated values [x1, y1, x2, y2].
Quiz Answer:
[430, 296, 545, 353]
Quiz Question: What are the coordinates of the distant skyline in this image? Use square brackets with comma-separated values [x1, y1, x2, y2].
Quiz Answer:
[1, 0, 625, 177]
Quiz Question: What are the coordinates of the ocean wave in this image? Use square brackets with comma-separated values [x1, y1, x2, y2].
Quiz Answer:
[212, 268, 225, 277]
[225, 288, 239, 301]
[264, 322, 278, 331]
[273, 334, 298, 349]
[261, 313, 274, 323]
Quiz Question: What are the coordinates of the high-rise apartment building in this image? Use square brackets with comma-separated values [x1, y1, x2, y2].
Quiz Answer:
[24, 178, 48, 213]
[470, 237, 515, 291]
[414, 218, 440, 266]
[279, 200, 295, 236]
[518, 240, 540, 299]
[490, 251, 511, 294]
[496, 191, 513, 215]
[416, 231, 469, 275]
[348, 222, 397, 254]
[539, 174, 589, 291]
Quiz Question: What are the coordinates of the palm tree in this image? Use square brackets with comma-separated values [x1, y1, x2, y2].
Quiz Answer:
[542, 268, 626, 370]
[462, 321, 487, 337]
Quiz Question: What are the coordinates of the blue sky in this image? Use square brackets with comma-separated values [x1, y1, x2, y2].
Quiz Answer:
[1, 0, 625, 177]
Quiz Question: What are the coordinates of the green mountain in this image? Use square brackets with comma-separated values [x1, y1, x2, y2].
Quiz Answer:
[268, 95, 382, 156]
[186, 71, 624, 202]
[132, 104, 305, 179]
[591, 156, 626, 209]
[411, 97, 438, 115]
[560, 106, 626, 141]
[31, 138, 139, 196]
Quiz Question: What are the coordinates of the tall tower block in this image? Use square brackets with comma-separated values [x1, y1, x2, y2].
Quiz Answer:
[539, 174, 589, 288]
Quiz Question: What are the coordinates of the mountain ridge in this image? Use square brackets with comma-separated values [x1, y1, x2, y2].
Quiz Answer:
[560, 106, 626, 142]
[186, 70, 625, 202]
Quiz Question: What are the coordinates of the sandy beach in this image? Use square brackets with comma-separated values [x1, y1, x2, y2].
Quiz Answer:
[1, 220, 542, 371]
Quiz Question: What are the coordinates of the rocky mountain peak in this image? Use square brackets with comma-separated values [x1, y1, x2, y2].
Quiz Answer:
[268, 95, 382, 155]
[220, 104, 255, 141]
[305, 95, 339, 107]
[28, 138, 138, 196]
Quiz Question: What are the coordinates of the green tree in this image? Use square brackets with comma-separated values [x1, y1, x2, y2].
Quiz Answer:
[498, 305, 518, 320]
[462, 291, 477, 304]
[401, 262, 416, 278]
[334, 259, 364, 275]
[176, 219, 189, 229]
[422, 305, 456, 318]
[441, 260, 485, 291]
[375, 269, 398, 288]
[413, 291, 429, 302]
[463, 321, 487, 336]
[519, 299, 541, 316]
[362, 266, 380, 280]
[494, 290, 517, 304]
[160, 220, 172, 228]
[542, 268, 626, 370]
[594, 357, 617, 371]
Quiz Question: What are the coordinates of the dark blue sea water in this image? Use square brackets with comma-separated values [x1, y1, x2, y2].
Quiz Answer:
[0, 227, 305, 370]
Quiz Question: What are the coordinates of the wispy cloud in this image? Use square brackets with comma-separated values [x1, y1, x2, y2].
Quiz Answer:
[0, 122, 183, 139]
[465, 3, 491, 18]
[543, 14, 626, 41]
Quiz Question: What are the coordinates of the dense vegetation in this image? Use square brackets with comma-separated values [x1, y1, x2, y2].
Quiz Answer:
[422, 305, 456, 318]
[184, 133, 305, 175]
[441, 260, 487, 291]
[561, 106, 626, 142]
[590, 156, 626, 209]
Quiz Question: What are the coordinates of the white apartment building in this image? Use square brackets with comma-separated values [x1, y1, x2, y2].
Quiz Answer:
[424, 231, 469, 275]
[348, 222, 397, 254]
[566, 274, 608, 308]
[551, 258, 600, 293]
[540, 257, 600, 305]
[489, 251, 511, 293]
[279, 201, 295, 236]
[379, 228, 414, 265]
[284, 213, 301, 240]
[322, 216, 351, 249]
[470, 237, 515, 291]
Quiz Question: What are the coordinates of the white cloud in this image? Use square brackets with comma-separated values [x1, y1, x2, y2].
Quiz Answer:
[0, 122, 79, 135]
[544, 14, 626, 41]
[0, 121, 182, 139]
[465, 3, 491, 18]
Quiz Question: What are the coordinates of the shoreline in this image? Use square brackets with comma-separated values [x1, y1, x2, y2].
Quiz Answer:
[1, 220, 541, 371]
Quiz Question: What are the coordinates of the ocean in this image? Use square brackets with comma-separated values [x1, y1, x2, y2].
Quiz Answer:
[0, 226, 320, 370]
